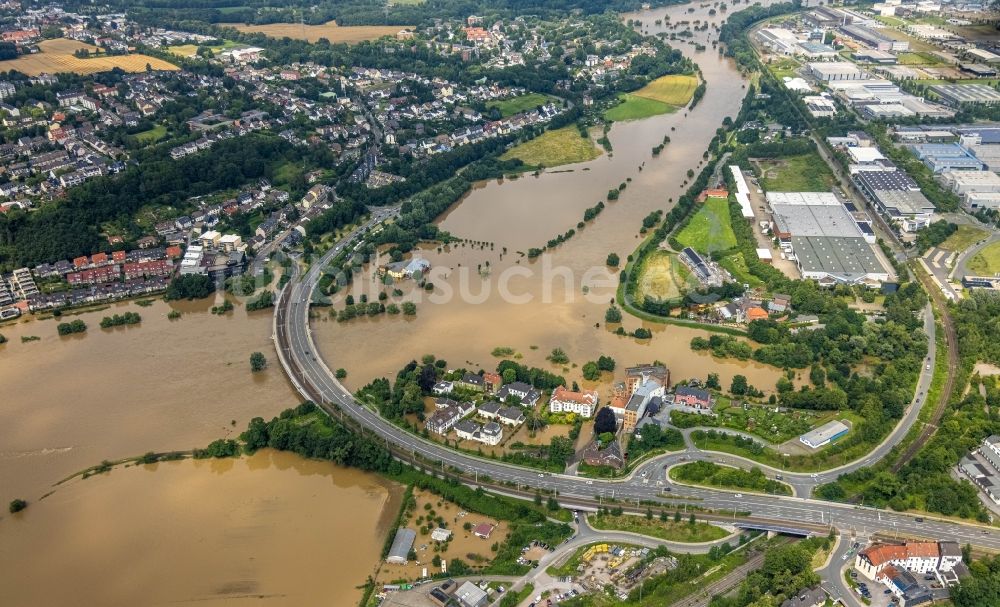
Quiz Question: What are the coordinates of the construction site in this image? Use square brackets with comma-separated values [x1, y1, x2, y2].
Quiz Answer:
[572, 544, 678, 600]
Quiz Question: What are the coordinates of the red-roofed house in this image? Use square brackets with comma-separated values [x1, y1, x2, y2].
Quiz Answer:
[73, 255, 89, 269]
[483, 372, 502, 393]
[745, 306, 769, 322]
[549, 386, 599, 418]
[112, 250, 126, 263]
[473, 523, 495, 539]
[91, 252, 108, 265]
[463, 27, 490, 43]
[166, 245, 182, 259]
[855, 542, 944, 580]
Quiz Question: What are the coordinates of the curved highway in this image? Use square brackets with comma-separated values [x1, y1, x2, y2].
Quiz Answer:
[272, 213, 999, 551]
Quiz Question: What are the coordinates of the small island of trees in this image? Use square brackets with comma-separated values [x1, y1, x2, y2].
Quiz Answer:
[57, 319, 87, 336]
[100, 312, 141, 329]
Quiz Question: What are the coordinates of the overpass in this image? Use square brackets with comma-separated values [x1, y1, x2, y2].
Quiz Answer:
[271, 215, 1000, 553]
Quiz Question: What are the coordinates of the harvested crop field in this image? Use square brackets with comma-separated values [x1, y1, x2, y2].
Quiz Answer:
[632, 74, 700, 106]
[636, 250, 687, 303]
[501, 126, 601, 168]
[0, 39, 178, 75]
[232, 20, 412, 43]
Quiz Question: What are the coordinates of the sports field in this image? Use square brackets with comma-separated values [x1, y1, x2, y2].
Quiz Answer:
[166, 40, 240, 58]
[232, 21, 412, 43]
[487, 93, 554, 117]
[501, 126, 601, 168]
[604, 74, 698, 121]
[677, 196, 737, 254]
[0, 39, 178, 75]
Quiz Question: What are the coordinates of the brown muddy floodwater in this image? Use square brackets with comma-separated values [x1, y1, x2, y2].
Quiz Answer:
[0, 3, 782, 604]
[0, 449, 402, 607]
[317, 0, 783, 396]
[0, 295, 299, 501]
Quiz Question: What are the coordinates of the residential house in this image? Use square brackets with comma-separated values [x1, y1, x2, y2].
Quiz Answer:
[549, 386, 599, 418]
[497, 406, 525, 427]
[479, 421, 503, 446]
[496, 381, 540, 406]
[674, 386, 712, 410]
[426, 406, 462, 434]
[435, 397, 460, 410]
[458, 372, 486, 392]
[473, 523, 495, 539]
[433, 381, 454, 395]
[482, 372, 502, 393]
[769, 293, 792, 313]
[454, 419, 481, 441]
[780, 588, 827, 607]
[581, 438, 624, 469]
[478, 401, 502, 419]
[856, 542, 963, 581]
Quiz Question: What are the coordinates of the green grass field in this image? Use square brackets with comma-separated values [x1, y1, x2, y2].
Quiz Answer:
[587, 513, 729, 542]
[135, 124, 167, 144]
[501, 126, 601, 168]
[938, 224, 988, 252]
[758, 153, 835, 192]
[604, 94, 674, 121]
[718, 252, 764, 287]
[896, 51, 945, 66]
[488, 92, 553, 117]
[968, 241, 1000, 276]
[767, 56, 801, 80]
[668, 462, 793, 496]
[635, 250, 687, 303]
[875, 15, 905, 26]
[676, 196, 737, 254]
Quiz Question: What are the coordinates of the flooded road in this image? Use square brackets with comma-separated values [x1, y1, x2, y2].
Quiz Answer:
[318, 1, 782, 396]
[0, 296, 299, 500]
[0, 449, 402, 607]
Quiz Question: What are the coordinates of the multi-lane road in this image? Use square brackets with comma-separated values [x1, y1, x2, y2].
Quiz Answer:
[271, 213, 999, 554]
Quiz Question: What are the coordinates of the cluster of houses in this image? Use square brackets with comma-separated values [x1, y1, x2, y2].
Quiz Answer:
[168, 110, 270, 160]
[0, 244, 183, 314]
[715, 294, 793, 324]
[427, 371, 540, 447]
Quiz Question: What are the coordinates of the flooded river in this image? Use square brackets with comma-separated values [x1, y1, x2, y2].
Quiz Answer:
[318, 1, 783, 396]
[0, 2, 779, 603]
[0, 296, 298, 500]
[0, 449, 402, 607]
